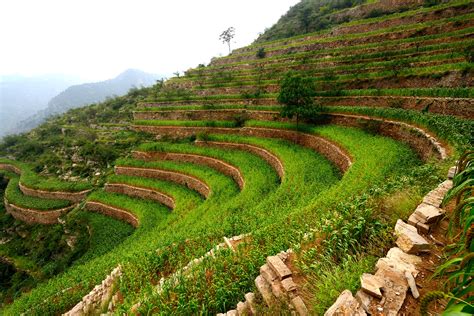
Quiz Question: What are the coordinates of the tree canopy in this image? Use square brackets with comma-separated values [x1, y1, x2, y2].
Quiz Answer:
[277, 71, 319, 127]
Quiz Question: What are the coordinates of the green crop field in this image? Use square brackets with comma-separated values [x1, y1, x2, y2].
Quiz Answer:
[1, 0, 473, 314]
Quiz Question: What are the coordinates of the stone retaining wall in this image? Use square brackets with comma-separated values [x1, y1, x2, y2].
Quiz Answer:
[193, 71, 471, 97]
[115, 166, 211, 198]
[85, 201, 139, 228]
[325, 171, 453, 315]
[19, 182, 91, 203]
[318, 96, 474, 119]
[0, 163, 21, 175]
[134, 109, 448, 161]
[105, 183, 175, 209]
[132, 151, 245, 190]
[195, 140, 285, 179]
[132, 125, 352, 173]
[323, 113, 447, 160]
[138, 96, 473, 119]
[63, 266, 122, 316]
[4, 198, 75, 225]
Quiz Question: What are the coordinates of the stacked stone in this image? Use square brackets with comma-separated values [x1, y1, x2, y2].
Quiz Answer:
[325, 168, 454, 316]
[218, 250, 309, 316]
[63, 266, 122, 316]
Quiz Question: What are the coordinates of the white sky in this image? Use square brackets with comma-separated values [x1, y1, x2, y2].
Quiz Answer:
[0, 0, 299, 82]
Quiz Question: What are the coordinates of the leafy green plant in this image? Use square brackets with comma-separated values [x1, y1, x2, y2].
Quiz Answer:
[277, 71, 320, 128]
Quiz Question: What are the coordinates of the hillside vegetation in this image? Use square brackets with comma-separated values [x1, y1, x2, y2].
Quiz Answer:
[0, 0, 472, 314]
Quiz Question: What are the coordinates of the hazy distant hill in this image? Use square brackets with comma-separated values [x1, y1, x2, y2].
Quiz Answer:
[9, 69, 161, 135]
[0, 74, 80, 137]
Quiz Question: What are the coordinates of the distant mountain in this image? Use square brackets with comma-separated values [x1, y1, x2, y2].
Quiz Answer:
[8, 69, 161, 135]
[0, 74, 81, 137]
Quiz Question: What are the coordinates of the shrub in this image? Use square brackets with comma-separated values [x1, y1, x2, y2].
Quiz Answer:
[256, 48, 266, 59]
[277, 71, 320, 127]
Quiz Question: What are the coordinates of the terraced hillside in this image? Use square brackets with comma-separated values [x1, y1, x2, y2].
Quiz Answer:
[0, 0, 473, 314]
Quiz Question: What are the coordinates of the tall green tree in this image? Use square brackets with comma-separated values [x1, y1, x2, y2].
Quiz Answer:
[277, 71, 319, 128]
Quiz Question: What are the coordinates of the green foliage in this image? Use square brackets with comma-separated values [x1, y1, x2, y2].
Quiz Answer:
[277, 72, 319, 126]
[256, 47, 266, 59]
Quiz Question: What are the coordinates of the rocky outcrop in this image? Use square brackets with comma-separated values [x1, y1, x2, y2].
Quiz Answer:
[105, 183, 175, 210]
[19, 182, 91, 203]
[195, 140, 285, 179]
[132, 125, 352, 173]
[114, 165, 211, 198]
[4, 198, 75, 225]
[132, 150, 245, 190]
[85, 201, 139, 228]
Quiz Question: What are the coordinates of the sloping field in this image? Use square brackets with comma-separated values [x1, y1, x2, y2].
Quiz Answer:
[0, 0, 472, 314]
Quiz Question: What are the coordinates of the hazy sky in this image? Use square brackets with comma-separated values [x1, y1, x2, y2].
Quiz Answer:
[0, 0, 299, 82]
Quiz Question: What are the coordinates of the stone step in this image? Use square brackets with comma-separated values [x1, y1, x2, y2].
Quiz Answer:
[394, 220, 430, 254]
[266, 255, 292, 280]
[255, 275, 275, 306]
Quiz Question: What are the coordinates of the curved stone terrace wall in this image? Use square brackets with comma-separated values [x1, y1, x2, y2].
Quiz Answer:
[105, 183, 175, 210]
[18, 182, 91, 203]
[195, 140, 285, 179]
[0, 163, 91, 203]
[322, 113, 447, 160]
[132, 151, 245, 190]
[85, 201, 139, 228]
[0, 163, 22, 175]
[114, 166, 211, 198]
[132, 125, 352, 173]
[4, 198, 75, 225]
[134, 109, 448, 161]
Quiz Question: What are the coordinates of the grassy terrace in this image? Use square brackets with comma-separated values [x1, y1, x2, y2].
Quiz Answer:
[214, 11, 474, 61]
[192, 27, 473, 72]
[133, 106, 473, 152]
[0, 158, 91, 192]
[193, 62, 471, 90]
[184, 50, 469, 83]
[184, 36, 473, 80]
[8, 136, 320, 314]
[145, 87, 474, 103]
[128, 126, 428, 314]
[4, 177, 72, 211]
[233, 0, 473, 50]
